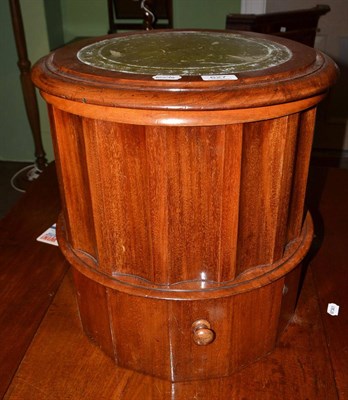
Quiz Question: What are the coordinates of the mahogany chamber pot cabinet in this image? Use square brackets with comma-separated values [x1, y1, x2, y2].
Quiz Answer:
[32, 30, 337, 382]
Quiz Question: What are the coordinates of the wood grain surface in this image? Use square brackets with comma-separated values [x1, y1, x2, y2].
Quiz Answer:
[50, 108, 316, 380]
[0, 164, 69, 398]
[307, 167, 348, 399]
[1, 164, 347, 399]
[2, 259, 338, 400]
[31, 30, 340, 382]
[29, 30, 340, 382]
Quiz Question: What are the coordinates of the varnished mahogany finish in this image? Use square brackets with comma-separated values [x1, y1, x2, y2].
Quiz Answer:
[2, 165, 348, 399]
[32, 30, 338, 381]
[192, 320, 215, 346]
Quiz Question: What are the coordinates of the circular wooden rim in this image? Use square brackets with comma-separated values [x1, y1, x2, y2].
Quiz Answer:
[42, 91, 324, 126]
[32, 30, 338, 111]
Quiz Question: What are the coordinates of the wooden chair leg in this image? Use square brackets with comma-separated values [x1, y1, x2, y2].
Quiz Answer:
[9, 0, 47, 171]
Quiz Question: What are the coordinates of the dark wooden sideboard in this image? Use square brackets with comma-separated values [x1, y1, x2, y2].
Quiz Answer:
[31, 30, 338, 382]
[226, 5, 330, 47]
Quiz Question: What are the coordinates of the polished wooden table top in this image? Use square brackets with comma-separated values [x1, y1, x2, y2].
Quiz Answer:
[1, 164, 347, 399]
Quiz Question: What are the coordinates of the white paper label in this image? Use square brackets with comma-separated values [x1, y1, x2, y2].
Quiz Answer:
[37, 224, 58, 246]
[152, 75, 182, 80]
[201, 74, 238, 81]
[327, 303, 340, 316]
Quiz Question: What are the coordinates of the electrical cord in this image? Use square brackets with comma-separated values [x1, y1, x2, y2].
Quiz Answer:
[10, 164, 43, 193]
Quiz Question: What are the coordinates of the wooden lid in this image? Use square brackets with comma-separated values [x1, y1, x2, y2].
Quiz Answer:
[32, 30, 338, 111]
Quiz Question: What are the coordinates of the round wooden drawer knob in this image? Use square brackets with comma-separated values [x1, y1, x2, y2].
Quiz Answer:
[192, 319, 215, 346]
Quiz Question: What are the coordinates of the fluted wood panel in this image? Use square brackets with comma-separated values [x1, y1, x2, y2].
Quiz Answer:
[271, 114, 299, 260]
[83, 120, 152, 277]
[49, 108, 97, 259]
[72, 120, 244, 285]
[51, 110, 317, 286]
[162, 125, 243, 284]
[286, 108, 317, 242]
[236, 116, 299, 274]
[218, 124, 243, 282]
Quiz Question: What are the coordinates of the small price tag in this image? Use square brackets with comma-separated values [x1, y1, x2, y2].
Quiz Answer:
[327, 303, 340, 316]
[201, 74, 238, 81]
[152, 75, 182, 80]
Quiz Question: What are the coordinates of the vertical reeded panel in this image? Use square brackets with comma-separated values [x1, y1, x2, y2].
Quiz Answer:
[287, 108, 317, 242]
[83, 120, 153, 279]
[147, 124, 243, 284]
[164, 125, 226, 283]
[50, 108, 97, 258]
[219, 124, 243, 282]
[80, 121, 243, 284]
[236, 116, 299, 275]
[144, 126, 170, 284]
[272, 113, 299, 259]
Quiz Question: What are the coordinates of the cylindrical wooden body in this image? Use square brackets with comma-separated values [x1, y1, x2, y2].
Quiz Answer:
[32, 30, 337, 382]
